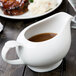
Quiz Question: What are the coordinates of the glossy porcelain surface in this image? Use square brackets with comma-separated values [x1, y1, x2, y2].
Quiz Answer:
[1, 12, 73, 72]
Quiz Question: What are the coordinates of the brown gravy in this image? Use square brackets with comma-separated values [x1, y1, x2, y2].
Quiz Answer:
[28, 33, 57, 42]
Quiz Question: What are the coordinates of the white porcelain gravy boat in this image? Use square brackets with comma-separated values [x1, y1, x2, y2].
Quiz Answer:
[1, 12, 73, 72]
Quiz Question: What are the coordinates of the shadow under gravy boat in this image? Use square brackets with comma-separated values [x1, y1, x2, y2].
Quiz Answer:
[1, 12, 73, 72]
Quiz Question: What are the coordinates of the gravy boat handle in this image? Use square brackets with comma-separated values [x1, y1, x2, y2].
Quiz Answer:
[1, 40, 24, 65]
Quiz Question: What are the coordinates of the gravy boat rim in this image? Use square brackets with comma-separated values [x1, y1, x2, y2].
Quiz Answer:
[20, 12, 72, 44]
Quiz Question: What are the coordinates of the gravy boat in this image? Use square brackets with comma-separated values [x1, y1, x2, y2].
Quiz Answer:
[1, 12, 73, 72]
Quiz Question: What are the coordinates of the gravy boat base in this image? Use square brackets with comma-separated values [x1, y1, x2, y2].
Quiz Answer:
[28, 60, 62, 72]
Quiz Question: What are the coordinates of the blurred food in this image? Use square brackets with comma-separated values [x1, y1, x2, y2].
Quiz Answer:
[29, 0, 33, 2]
[28, 0, 57, 15]
[0, 0, 57, 16]
[0, 0, 29, 15]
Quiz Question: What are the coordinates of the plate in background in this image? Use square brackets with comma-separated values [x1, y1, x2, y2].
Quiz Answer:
[0, 0, 63, 19]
